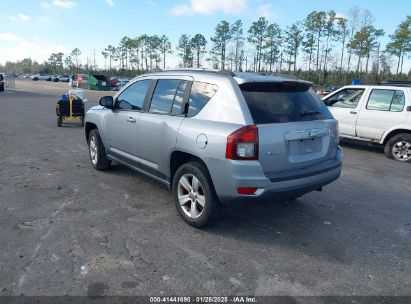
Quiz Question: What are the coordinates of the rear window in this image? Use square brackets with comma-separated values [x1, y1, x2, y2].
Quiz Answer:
[240, 82, 333, 124]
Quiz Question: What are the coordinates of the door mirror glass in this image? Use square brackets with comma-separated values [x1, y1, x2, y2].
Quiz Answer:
[99, 96, 114, 108]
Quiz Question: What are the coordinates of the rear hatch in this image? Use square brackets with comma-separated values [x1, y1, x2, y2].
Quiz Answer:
[239, 80, 339, 174]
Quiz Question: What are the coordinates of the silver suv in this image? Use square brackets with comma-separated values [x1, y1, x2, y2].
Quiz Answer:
[85, 70, 342, 227]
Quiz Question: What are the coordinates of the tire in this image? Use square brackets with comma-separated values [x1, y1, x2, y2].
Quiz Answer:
[0, 86, 4, 92]
[57, 116, 62, 127]
[80, 117, 85, 127]
[384, 133, 411, 163]
[88, 129, 111, 170]
[172, 162, 220, 228]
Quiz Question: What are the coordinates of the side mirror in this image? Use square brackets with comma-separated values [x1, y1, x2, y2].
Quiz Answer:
[99, 96, 114, 109]
[324, 99, 332, 106]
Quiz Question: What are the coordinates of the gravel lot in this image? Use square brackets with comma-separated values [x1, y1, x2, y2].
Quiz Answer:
[0, 79, 410, 297]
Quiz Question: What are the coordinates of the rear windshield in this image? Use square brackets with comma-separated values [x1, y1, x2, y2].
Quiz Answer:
[240, 82, 333, 124]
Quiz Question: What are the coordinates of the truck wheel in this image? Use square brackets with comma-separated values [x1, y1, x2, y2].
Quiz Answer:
[172, 162, 220, 228]
[88, 129, 111, 170]
[57, 116, 62, 127]
[384, 133, 411, 163]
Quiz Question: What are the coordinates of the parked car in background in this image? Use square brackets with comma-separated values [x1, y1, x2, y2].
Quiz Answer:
[57, 75, 70, 82]
[32, 75, 50, 81]
[322, 81, 411, 162]
[85, 69, 342, 227]
[77, 74, 89, 89]
[114, 79, 129, 90]
[108, 77, 119, 88]
[0, 74, 4, 92]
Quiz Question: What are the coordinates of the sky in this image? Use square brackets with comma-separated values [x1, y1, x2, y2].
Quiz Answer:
[1, 0, 410, 71]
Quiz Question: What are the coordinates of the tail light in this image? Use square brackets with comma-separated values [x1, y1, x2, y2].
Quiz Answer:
[226, 125, 258, 160]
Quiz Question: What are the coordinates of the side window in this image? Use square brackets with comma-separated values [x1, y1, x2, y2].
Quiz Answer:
[367, 89, 405, 112]
[171, 81, 187, 115]
[116, 79, 151, 110]
[326, 88, 364, 108]
[149, 80, 181, 114]
[187, 81, 218, 117]
[390, 90, 405, 112]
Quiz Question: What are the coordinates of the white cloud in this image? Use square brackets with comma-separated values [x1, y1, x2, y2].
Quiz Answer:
[0, 33, 25, 43]
[0, 35, 66, 64]
[170, 0, 247, 16]
[52, 0, 77, 9]
[8, 14, 31, 22]
[106, 0, 114, 6]
[256, 4, 277, 20]
[335, 12, 347, 20]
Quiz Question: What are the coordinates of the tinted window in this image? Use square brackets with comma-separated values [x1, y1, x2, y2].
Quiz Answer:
[326, 88, 364, 108]
[149, 80, 180, 114]
[240, 82, 333, 124]
[171, 81, 187, 115]
[187, 81, 218, 117]
[367, 89, 405, 112]
[116, 79, 151, 110]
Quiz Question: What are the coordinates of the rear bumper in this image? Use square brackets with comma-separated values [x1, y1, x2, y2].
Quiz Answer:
[206, 147, 343, 204]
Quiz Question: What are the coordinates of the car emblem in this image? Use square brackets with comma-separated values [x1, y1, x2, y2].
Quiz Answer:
[308, 131, 318, 139]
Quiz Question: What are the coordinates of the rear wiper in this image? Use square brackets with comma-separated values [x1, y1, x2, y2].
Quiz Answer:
[300, 111, 321, 117]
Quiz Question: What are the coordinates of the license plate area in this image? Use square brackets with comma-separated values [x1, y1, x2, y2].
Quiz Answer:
[288, 138, 322, 156]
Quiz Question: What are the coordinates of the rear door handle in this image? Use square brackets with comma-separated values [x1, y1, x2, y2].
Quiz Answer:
[127, 117, 136, 123]
[350, 111, 357, 114]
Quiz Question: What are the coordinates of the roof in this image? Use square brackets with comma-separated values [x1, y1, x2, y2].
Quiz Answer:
[145, 68, 310, 85]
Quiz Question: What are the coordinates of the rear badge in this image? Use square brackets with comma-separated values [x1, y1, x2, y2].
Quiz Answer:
[308, 131, 318, 139]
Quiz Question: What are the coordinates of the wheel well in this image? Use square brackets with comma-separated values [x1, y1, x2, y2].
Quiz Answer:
[383, 129, 411, 145]
[85, 122, 97, 141]
[169, 151, 209, 183]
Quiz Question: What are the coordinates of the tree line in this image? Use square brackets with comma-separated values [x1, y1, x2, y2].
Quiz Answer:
[2, 7, 410, 85]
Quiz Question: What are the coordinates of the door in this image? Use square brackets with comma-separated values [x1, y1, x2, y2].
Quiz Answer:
[356, 88, 408, 140]
[104, 79, 152, 163]
[324, 87, 366, 137]
[137, 79, 189, 178]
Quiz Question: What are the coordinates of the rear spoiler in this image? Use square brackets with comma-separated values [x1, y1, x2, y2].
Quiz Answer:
[240, 80, 313, 92]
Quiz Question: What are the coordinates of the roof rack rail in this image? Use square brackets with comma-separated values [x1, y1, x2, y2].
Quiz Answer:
[361, 81, 411, 88]
[148, 68, 235, 77]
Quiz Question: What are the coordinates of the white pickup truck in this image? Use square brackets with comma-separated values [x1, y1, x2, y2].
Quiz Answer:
[322, 82, 411, 162]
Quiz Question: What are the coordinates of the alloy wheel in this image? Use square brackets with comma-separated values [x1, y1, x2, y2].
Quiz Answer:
[177, 174, 206, 219]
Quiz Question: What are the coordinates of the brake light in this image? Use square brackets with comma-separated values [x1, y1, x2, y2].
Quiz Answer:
[226, 125, 258, 160]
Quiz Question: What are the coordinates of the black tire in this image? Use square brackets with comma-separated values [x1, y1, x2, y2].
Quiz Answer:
[57, 116, 62, 127]
[0, 86, 4, 92]
[384, 133, 411, 163]
[88, 129, 111, 170]
[172, 162, 219, 228]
